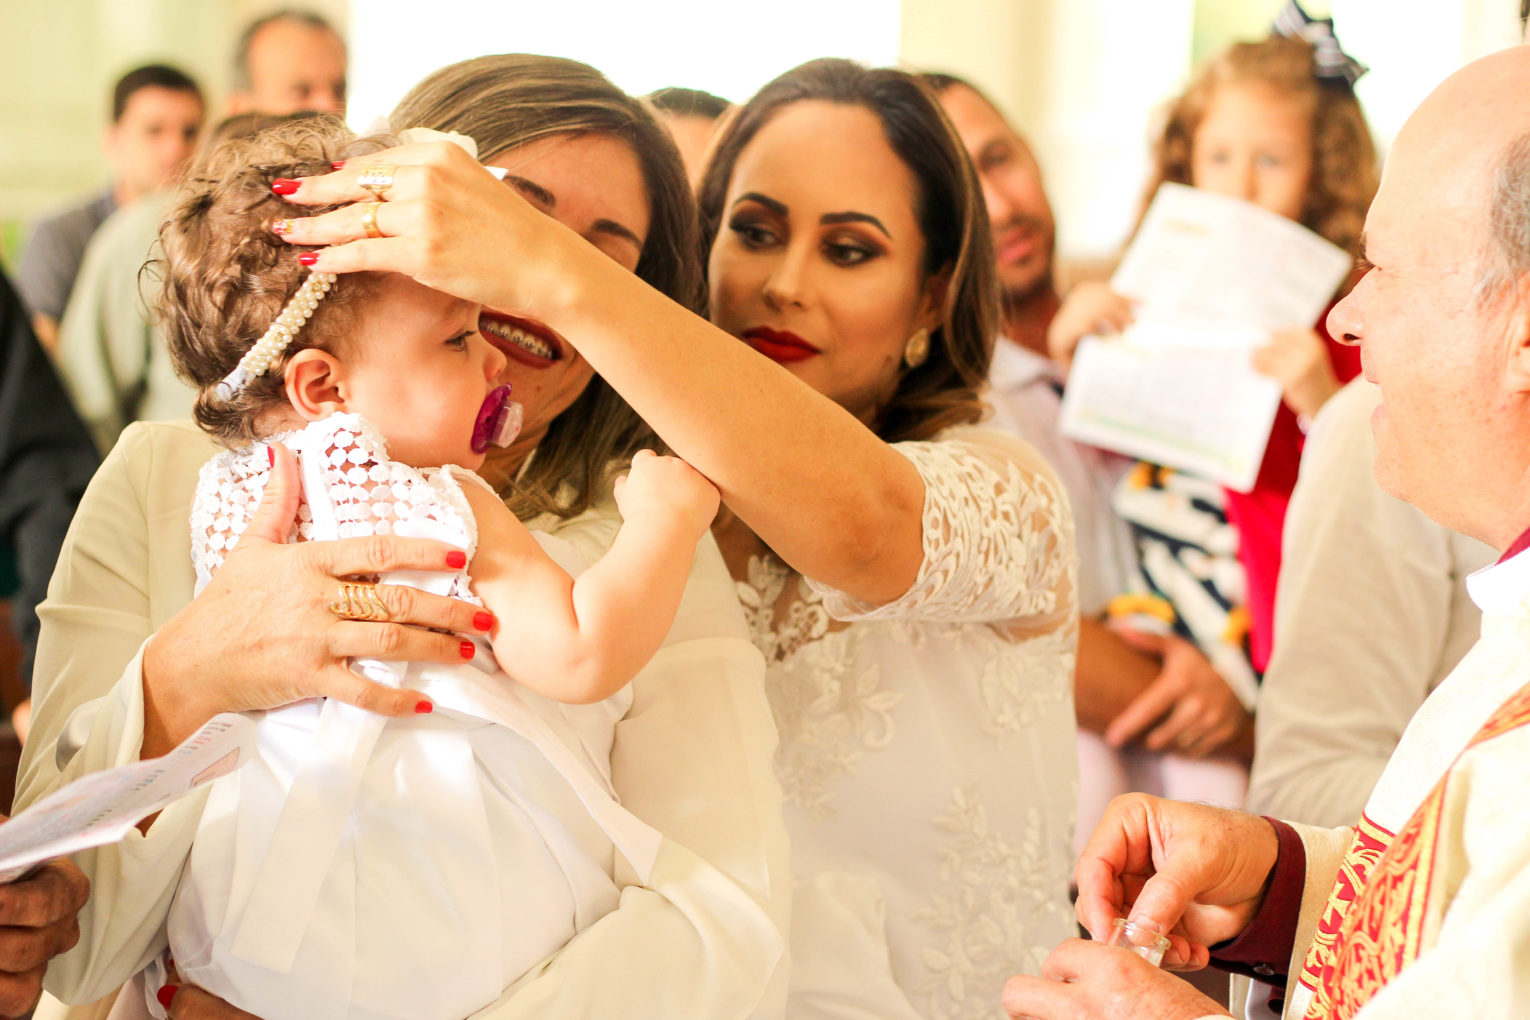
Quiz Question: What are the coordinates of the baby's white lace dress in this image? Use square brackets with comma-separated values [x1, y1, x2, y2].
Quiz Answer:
[742, 426, 1080, 1020]
[163, 414, 647, 1020]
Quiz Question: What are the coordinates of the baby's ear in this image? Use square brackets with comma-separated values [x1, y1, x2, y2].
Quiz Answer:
[285, 349, 347, 420]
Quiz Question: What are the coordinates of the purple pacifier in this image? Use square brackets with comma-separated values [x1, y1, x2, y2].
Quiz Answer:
[471, 384, 524, 454]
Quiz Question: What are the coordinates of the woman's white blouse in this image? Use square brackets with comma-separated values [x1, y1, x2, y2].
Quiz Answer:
[741, 426, 1080, 1020]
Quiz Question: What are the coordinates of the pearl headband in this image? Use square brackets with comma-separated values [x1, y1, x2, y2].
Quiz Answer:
[213, 270, 336, 402]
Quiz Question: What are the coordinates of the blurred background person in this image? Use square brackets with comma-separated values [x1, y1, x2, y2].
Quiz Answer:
[1247, 378, 1493, 827]
[13, 64, 203, 353]
[0, 266, 97, 744]
[53, 9, 351, 455]
[227, 9, 347, 117]
[646, 85, 731, 187]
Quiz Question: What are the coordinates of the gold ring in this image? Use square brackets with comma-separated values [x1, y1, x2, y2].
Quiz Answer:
[361, 202, 383, 239]
[357, 163, 396, 200]
[329, 582, 390, 622]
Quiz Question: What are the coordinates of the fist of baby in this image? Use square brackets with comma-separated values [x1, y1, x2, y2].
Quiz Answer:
[614, 450, 720, 532]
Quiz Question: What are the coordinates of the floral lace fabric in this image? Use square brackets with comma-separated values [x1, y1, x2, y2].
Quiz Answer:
[189, 413, 486, 600]
[738, 427, 1080, 1020]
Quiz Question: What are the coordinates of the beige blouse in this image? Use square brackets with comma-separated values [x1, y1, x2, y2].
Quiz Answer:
[19, 419, 791, 1019]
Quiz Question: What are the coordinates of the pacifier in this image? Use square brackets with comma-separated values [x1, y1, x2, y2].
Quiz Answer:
[471, 384, 524, 454]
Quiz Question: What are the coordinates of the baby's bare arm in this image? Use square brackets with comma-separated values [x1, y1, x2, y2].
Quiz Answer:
[461, 453, 718, 703]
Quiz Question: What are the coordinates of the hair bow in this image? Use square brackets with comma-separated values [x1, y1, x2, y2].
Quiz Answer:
[1271, 0, 1369, 88]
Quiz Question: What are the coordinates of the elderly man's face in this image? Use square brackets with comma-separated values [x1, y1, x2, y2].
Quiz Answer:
[1327, 85, 1517, 540]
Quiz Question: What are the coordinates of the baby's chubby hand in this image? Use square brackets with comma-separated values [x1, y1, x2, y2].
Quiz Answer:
[613, 449, 721, 536]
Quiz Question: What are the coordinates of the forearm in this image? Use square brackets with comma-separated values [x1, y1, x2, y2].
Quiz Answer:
[560, 512, 702, 698]
[552, 259, 925, 603]
[1074, 616, 1157, 733]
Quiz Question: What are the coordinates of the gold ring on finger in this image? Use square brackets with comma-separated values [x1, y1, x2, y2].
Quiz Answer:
[329, 582, 391, 622]
[361, 202, 384, 239]
[357, 163, 397, 200]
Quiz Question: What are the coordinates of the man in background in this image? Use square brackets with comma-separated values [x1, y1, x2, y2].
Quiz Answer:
[14, 65, 203, 352]
[227, 9, 347, 117]
[927, 70, 1253, 781]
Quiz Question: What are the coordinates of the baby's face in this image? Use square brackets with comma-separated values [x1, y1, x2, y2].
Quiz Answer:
[338, 274, 505, 469]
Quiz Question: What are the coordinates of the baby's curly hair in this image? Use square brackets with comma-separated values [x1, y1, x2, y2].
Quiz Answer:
[158, 114, 392, 447]
[1140, 35, 1378, 259]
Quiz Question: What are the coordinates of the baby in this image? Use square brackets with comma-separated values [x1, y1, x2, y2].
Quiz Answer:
[149, 116, 719, 1019]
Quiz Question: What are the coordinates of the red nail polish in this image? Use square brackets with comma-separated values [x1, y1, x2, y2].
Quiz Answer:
[414, 699, 434, 714]
[156, 985, 178, 1010]
[446, 550, 467, 569]
[271, 178, 300, 195]
[460, 640, 476, 660]
[330, 160, 346, 170]
[297, 252, 318, 266]
[473, 611, 494, 632]
[267, 444, 276, 467]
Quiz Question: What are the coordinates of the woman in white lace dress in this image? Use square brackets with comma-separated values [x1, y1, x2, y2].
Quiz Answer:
[277, 58, 1079, 1019]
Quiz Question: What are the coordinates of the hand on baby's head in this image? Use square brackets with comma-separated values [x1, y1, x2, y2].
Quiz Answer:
[613, 450, 720, 535]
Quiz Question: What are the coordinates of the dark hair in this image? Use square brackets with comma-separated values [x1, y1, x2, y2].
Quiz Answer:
[646, 86, 732, 121]
[159, 115, 388, 447]
[697, 58, 997, 443]
[391, 54, 701, 520]
[232, 9, 342, 92]
[919, 71, 984, 101]
[112, 64, 203, 123]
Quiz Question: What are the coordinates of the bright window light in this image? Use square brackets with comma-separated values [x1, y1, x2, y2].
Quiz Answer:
[347, 0, 903, 130]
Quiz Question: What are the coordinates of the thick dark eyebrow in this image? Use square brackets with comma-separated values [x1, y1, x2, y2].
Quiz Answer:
[591, 218, 643, 249]
[733, 192, 892, 240]
[821, 211, 891, 239]
[506, 174, 556, 209]
[508, 176, 642, 251]
[733, 191, 787, 217]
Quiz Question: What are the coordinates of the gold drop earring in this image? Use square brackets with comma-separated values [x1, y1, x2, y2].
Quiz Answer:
[903, 327, 931, 369]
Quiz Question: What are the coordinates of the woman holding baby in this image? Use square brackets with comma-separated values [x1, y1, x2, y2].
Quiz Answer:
[22, 53, 1077, 1020]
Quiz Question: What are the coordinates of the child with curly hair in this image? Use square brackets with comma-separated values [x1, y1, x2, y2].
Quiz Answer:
[1053, 3, 1379, 834]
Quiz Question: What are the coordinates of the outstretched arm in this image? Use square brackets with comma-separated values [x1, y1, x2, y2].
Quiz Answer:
[277, 146, 929, 607]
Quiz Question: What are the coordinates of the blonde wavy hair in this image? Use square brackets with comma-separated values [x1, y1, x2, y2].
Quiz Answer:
[1141, 34, 1378, 258]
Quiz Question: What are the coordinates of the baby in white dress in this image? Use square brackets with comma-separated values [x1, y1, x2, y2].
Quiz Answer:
[147, 118, 720, 1020]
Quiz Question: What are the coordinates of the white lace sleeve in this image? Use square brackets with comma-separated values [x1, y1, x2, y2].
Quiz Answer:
[804, 426, 1076, 632]
[188, 445, 285, 593]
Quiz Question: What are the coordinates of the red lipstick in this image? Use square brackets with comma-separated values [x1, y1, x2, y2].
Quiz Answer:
[742, 326, 820, 364]
[480, 310, 565, 368]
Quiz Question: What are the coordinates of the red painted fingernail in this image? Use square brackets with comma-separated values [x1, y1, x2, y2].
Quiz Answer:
[473, 611, 494, 632]
[446, 550, 467, 569]
[267, 444, 276, 467]
[297, 252, 318, 266]
[414, 699, 434, 714]
[156, 985, 178, 1010]
[459, 640, 475, 660]
[271, 178, 300, 195]
[330, 160, 346, 170]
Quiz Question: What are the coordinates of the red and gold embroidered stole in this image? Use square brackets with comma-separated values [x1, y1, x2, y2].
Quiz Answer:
[1297, 679, 1530, 1019]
